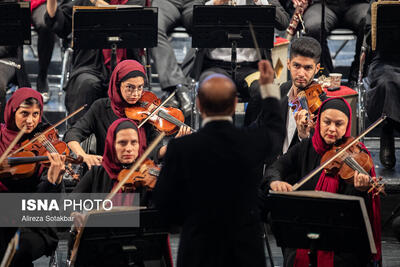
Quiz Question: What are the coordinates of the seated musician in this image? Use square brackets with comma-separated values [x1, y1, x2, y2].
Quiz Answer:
[278, 37, 323, 156]
[262, 97, 381, 266]
[364, 0, 400, 169]
[45, 0, 146, 125]
[64, 60, 191, 169]
[0, 88, 67, 266]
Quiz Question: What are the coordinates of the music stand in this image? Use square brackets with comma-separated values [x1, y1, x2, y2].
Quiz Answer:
[267, 191, 376, 267]
[192, 5, 275, 81]
[72, 6, 157, 71]
[72, 208, 172, 267]
[0, 1, 31, 45]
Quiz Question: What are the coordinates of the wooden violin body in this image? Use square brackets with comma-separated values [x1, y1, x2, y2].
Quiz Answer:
[117, 159, 159, 192]
[125, 91, 186, 135]
[321, 137, 384, 195]
[289, 83, 326, 115]
[21, 128, 70, 161]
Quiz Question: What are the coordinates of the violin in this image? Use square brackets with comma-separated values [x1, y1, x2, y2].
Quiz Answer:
[125, 91, 194, 135]
[321, 137, 385, 195]
[117, 159, 159, 192]
[289, 82, 327, 116]
[0, 151, 83, 179]
[286, 0, 309, 41]
[292, 115, 387, 194]
[20, 128, 70, 164]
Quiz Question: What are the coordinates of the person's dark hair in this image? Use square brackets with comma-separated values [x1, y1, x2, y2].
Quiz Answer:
[289, 37, 321, 63]
[197, 76, 236, 116]
[19, 97, 42, 109]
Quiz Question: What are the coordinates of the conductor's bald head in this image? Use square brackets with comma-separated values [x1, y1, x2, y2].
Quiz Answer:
[197, 74, 237, 117]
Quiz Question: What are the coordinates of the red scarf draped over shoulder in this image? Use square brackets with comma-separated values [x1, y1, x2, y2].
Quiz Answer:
[0, 88, 43, 191]
[294, 97, 382, 266]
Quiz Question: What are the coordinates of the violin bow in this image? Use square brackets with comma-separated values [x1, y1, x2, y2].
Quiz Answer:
[138, 91, 196, 132]
[9, 105, 86, 156]
[138, 91, 176, 128]
[68, 131, 166, 265]
[292, 115, 387, 191]
[0, 125, 27, 167]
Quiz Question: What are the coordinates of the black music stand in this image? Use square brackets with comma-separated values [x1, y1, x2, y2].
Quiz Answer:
[267, 191, 376, 267]
[192, 5, 275, 81]
[0, 1, 31, 45]
[73, 209, 172, 267]
[72, 6, 157, 71]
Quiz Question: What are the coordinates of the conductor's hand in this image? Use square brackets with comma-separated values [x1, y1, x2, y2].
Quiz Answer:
[258, 60, 275, 85]
[353, 171, 371, 192]
[46, 0, 58, 18]
[47, 152, 66, 185]
[294, 109, 315, 139]
[270, 181, 293, 192]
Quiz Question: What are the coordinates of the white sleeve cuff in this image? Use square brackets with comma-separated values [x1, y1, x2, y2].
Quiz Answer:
[260, 83, 280, 100]
[205, 0, 214, 5]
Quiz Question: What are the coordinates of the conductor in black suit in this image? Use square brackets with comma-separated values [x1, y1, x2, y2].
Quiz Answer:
[154, 60, 285, 267]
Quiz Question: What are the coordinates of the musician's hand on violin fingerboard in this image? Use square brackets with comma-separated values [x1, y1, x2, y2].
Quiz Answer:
[270, 181, 293, 192]
[175, 126, 192, 138]
[258, 60, 274, 85]
[82, 154, 103, 170]
[295, 110, 313, 139]
[353, 171, 371, 192]
[47, 152, 66, 185]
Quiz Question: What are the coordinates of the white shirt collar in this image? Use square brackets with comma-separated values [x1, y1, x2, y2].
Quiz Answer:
[201, 116, 233, 127]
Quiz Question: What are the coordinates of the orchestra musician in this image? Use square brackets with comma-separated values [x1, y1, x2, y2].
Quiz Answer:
[45, 0, 146, 125]
[364, 0, 400, 169]
[71, 118, 155, 207]
[0, 88, 66, 267]
[154, 60, 285, 267]
[262, 97, 381, 266]
[278, 37, 323, 156]
[63, 60, 191, 170]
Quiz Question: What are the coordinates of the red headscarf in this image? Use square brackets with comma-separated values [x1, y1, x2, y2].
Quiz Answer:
[0, 87, 43, 155]
[295, 97, 382, 266]
[102, 118, 147, 180]
[108, 59, 146, 118]
[0, 88, 43, 191]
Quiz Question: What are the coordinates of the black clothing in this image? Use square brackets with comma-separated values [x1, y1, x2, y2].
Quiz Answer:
[154, 96, 285, 267]
[63, 98, 158, 157]
[303, 0, 369, 78]
[44, 0, 143, 124]
[0, 46, 30, 123]
[263, 138, 370, 267]
[363, 1, 400, 124]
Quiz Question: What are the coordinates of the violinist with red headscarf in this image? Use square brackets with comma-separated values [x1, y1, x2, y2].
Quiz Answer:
[0, 88, 66, 267]
[64, 60, 191, 170]
[263, 97, 381, 267]
[45, 0, 146, 125]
